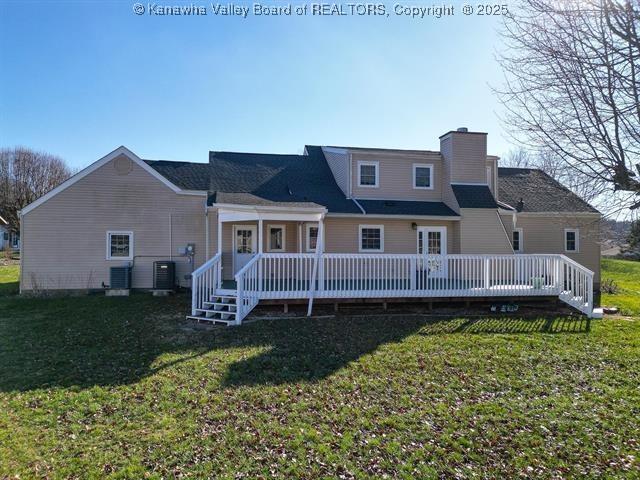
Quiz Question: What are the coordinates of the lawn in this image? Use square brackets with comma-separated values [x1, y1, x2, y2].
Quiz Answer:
[601, 258, 640, 315]
[0, 265, 638, 478]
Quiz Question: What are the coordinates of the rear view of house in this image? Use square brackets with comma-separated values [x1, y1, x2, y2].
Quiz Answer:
[20, 129, 602, 322]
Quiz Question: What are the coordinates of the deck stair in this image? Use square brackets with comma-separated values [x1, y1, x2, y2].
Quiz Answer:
[187, 294, 238, 325]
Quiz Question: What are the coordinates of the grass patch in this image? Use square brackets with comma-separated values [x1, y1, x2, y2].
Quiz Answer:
[601, 258, 640, 315]
[0, 264, 19, 296]
[0, 288, 638, 478]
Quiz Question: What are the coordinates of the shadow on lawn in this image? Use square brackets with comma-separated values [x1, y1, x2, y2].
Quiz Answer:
[0, 294, 590, 392]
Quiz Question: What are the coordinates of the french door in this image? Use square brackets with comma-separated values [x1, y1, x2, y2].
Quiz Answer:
[417, 227, 448, 278]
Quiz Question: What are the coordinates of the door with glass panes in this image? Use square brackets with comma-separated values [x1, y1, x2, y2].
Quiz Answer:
[417, 227, 447, 278]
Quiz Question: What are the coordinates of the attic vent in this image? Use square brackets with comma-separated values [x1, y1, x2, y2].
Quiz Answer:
[457, 127, 468, 133]
[384, 201, 396, 207]
[113, 156, 133, 176]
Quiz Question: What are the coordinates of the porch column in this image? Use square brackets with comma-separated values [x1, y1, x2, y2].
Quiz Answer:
[307, 216, 325, 316]
[258, 218, 263, 254]
[217, 215, 222, 255]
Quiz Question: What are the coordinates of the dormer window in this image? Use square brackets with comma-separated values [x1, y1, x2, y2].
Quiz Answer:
[357, 161, 379, 188]
[413, 164, 433, 189]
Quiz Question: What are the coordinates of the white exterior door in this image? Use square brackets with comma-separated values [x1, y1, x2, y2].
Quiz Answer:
[417, 227, 448, 278]
[233, 225, 257, 274]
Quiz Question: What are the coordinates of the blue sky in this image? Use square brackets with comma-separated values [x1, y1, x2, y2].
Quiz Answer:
[0, 0, 512, 170]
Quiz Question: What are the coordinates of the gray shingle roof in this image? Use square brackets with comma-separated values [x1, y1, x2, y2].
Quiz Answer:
[356, 200, 458, 217]
[498, 168, 599, 213]
[207, 147, 361, 213]
[451, 184, 498, 208]
[144, 160, 211, 191]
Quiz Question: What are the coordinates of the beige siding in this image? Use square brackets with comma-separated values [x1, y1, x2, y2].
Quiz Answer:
[219, 220, 303, 280]
[323, 217, 457, 254]
[349, 151, 444, 201]
[459, 208, 513, 254]
[21, 154, 207, 290]
[486, 157, 498, 196]
[322, 147, 350, 196]
[500, 213, 601, 284]
[440, 132, 488, 185]
[439, 135, 460, 213]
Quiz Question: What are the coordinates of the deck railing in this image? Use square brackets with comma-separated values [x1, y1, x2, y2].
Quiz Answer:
[191, 253, 221, 315]
[198, 253, 596, 322]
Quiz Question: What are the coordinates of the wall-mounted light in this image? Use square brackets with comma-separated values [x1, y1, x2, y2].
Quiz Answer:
[411, 222, 417, 231]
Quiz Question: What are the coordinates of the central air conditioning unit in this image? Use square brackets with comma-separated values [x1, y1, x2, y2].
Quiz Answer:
[110, 265, 132, 289]
[153, 261, 176, 290]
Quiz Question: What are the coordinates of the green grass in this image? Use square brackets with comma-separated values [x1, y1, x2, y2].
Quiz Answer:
[0, 264, 19, 296]
[0, 267, 639, 478]
[601, 258, 640, 315]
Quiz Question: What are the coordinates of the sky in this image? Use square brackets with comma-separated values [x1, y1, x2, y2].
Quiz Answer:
[0, 0, 513, 170]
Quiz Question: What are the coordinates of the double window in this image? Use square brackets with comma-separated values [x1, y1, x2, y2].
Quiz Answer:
[359, 225, 384, 252]
[267, 225, 286, 252]
[357, 161, 379, 188]
[106, 231, 133, 260]
[565, 229, 579, 252]
[413, 164, 433, 189]
[512, 228, 523, 253]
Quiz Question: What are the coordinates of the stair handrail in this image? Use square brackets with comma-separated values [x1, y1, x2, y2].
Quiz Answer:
[235, 254, 262, 323]
[191, 253, 222, 316]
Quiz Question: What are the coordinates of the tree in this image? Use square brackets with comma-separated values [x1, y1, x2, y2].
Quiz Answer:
[495, 0, 640, 215]
[0, 147, 73, 233]
[502, 147, 605, 203]
[628, 219, 640, 251]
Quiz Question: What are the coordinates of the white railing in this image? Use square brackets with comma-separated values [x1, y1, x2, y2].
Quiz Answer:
[235, 254, 262, 324]
[192, 253, 596, 322]
[191, 253, 222, 315]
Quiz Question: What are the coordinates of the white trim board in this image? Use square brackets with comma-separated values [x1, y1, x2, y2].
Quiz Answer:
[21, 146, 206, 217]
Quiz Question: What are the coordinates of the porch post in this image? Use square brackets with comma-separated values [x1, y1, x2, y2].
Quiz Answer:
[307, 216, 325, 316]
[258, 217, 263, 292]
[217, 215, 223, 288]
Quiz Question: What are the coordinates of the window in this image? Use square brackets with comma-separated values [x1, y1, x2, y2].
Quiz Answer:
[11, 233, 19, 249]
[306, 224, 319, 252]
[357, 161, 379, 188]
[107, 231, 133, 260]
[413, 164, 433, 189]
[267, 225, 286, 252]
[565, 229, 579, 252]
[512, 228, 523, 252]
[359, 225, 384, 252]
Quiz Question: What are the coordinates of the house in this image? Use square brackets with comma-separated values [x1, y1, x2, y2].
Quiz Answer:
[0, 214, 20, 252]
[19, 129, 602, 322]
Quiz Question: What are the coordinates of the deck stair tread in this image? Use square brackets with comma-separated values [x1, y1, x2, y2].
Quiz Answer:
[186, 315, 236, 325]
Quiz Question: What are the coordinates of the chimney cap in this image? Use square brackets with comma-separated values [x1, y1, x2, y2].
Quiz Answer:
[457, 127, 468, 132]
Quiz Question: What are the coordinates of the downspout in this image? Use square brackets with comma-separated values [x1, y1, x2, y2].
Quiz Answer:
[205, 206, 210, 260]
[169, 213, 173, 261]
[352, 198, 366, 214]
[496, 211, 515, 253]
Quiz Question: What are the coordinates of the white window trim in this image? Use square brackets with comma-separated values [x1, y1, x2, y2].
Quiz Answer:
[513, 228, 523, 253]
[266, 224, 286, 252]
[357, 161, 379, 188]
[564, 228, 580, 253]
[305, 223, 319, 252]
[413, 163, 434, 190]
[358, 224, 384, 253]
[106, 231, 134, 261]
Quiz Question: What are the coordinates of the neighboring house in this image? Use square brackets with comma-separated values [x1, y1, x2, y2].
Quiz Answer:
[0, 215, 20, 252]
[20, 129, 602, 321]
